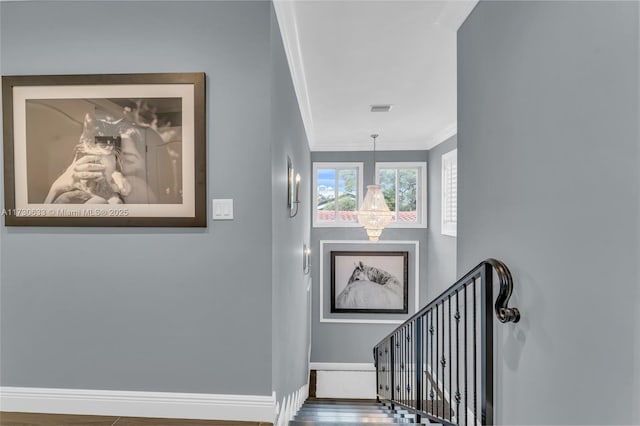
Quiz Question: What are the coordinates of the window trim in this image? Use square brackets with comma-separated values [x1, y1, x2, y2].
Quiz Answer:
[441, 149, 457, 237]
[375, 162, 428, 229]
[312, 162, 364, 228]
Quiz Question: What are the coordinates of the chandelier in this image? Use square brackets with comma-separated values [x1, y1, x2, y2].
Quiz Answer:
[357, 134, 393, 241]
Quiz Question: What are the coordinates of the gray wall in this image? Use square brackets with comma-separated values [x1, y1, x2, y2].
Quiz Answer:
[426, 136, 457, 300]
[0, 0, 307, 397]
[310, 150, 429, 363]
[458, 1, 639, 424]
[270, 7, 312, 402]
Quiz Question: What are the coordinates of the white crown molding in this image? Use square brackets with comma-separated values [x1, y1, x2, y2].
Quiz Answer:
[426, 122, 457, 149]
[310, 127, 457, 152]
[0, 387, 276, 422]
[311, 140, 428, 152]
[273, 0, 315, 150]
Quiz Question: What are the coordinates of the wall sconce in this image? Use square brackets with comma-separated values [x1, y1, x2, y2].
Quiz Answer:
[288, 156, 301, 218]
[303, 244, 311, 275]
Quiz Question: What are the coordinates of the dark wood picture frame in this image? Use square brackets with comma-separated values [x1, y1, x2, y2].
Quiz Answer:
[330, 250, 409, 314]
[1, 72, 206, 227]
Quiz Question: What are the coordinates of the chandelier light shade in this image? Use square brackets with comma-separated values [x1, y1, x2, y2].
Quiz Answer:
[357, 184, 393, 241]
[357, 134, 393, 242]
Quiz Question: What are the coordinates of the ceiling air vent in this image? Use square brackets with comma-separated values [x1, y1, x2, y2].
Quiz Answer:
[370, 104, 393, 113]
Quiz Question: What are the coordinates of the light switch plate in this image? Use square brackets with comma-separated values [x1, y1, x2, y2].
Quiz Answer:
[212, 199, 234, 220]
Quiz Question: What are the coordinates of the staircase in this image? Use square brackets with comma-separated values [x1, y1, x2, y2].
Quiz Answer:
[291, 260, 521, 426]
[289, 398, 437, 425]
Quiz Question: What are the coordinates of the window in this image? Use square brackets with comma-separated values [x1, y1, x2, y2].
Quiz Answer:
[313, 162, 363, 227]
[375, 162, 427, 228]
[441, 149, 457, 236]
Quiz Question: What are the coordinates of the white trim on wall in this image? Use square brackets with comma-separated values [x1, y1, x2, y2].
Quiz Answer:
[272, 0, 315, 150]
[0, 387, 276, 422]
[319, 240, 420, 324]
[310, 363, 376, 399]
[310, 362, 375, 371]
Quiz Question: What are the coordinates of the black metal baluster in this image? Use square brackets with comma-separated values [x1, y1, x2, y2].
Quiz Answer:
[441, 301, 446, 419]
[429, 309, 434, 415]
[455, 291, 461, 424]
[409, 322, 412, 408]
[399, 330, 402, 406]
[408, 323, 412, 408]
[399, 327, 407, 404]
[409, 322, 413, 409]
[416, 316, 423, 417]
[379, 344, 383, 399]
[425, 314, 428, 412]
[401, 328, 403, 406]
[384, 341, 388, 400]
[464, 285, 468, 426]
[435, 303, 439, 418]
[389, 339, 392, 401]
[449, 295, 453, 421]
[397, 330, 400, 406]
[407, 324, 410, 408]
[402, 327, 406, 406]
[387, 340, 391, 400]
[396, 330, 400, 406]
[384, 344, 387, 400]
[473, 278, 477, 426]
[396, 332, 400, 405]
[402, 329, 405, 407]
[391, 334, 395, 404]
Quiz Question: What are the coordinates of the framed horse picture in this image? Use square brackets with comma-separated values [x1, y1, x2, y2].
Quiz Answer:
[330, 250, 409, 314]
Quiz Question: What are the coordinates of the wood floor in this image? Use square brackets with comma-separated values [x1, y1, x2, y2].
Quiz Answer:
[0, 412, 272, 426]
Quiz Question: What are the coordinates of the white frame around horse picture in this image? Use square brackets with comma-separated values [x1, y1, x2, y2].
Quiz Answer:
[319, 240, 419, 324]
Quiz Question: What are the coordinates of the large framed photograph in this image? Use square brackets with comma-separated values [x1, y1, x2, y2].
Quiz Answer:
[1, 73, 206, 226]
[331, 251, 409, 314]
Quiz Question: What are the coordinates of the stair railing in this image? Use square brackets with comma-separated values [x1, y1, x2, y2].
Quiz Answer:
[373, 259, 520, 426]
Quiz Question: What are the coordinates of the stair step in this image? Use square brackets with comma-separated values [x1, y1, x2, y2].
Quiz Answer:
[290, 398, 435, 426]
[301, 405, 393, 413]
[296, 410, 415, 416]
[304, 400, 379, 406]
[296, 412, 406, 419]
[295, 415, 415, 421]
[300, 404, 385, 408]
[290, 422, 424, 426]
[294, 418, 414, 423]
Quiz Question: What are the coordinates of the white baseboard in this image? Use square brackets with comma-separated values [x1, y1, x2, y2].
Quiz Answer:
[0, 387, 276, 422]
[274, 383, 308, 426]
[311, 363, 376, 399]
[310, 362, 375, 371]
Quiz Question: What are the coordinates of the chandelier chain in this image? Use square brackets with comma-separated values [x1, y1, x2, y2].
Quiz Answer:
[371, 134, 379, 168]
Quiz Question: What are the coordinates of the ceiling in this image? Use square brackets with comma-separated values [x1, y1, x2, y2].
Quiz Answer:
[274, 0, 478, 151]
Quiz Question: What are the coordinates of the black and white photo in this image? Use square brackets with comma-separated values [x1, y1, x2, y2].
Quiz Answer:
[2, 73, 206, 227]
[331, 251, 408, 314]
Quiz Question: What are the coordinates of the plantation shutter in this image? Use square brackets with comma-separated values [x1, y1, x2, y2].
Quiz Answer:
[441, 149, 457, 236]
